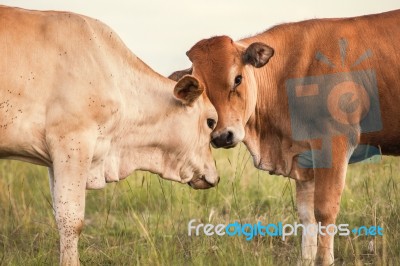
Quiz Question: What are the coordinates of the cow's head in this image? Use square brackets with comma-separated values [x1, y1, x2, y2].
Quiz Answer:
[170, 36, 274, 148]
[168, 75, 219, 189]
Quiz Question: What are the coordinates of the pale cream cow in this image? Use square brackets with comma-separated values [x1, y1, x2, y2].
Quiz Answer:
[0, 6, 219, 265]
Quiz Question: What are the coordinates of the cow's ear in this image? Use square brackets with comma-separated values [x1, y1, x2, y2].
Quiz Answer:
[168, 67, 193, 81]
[242, 42, 274, 68]
[174, 75, 204, 105]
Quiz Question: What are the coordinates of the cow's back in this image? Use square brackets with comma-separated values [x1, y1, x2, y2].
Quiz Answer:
[247, 10, 400, 154]
[0, 6, 124, 165]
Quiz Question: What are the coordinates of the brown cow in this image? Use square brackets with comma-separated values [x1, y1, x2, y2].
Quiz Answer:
[170, 10, 400, 265]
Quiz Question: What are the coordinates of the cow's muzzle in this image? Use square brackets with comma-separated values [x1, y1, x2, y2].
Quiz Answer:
[188, 175, 220, 189]
[211, 130, 236, 148]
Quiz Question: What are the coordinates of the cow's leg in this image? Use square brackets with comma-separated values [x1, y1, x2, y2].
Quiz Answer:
[47, 131, 95, 266]
[313, 136, 350, 265]
[296, 179, 317, 263]
[52, 166, 86, 266]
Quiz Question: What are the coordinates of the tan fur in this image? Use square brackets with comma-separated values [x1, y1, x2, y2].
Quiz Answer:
[0, 6, 219, 265]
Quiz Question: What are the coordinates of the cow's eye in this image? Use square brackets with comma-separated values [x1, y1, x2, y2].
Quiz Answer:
[207, 118, 216, 129]
[234, 75, 242, 88]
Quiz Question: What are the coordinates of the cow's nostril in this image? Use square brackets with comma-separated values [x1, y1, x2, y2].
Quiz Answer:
[226, 131, 234, 144]
[211, 136, 222, 148]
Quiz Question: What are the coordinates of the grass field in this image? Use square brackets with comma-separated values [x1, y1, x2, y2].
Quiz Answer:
[0, 144, 399, 265]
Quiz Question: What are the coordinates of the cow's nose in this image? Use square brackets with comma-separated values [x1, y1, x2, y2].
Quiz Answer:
[211, 130, 234, 148]
[205, 175, 220, 186]
[188, 175, 220, 189]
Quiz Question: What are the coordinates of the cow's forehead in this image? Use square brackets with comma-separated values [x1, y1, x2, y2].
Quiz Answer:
[187, 35, 240, 72]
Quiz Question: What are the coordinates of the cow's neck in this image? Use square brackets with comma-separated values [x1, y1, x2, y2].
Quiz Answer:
[242, 34, 298, 177]
[115, 57, 183, 181]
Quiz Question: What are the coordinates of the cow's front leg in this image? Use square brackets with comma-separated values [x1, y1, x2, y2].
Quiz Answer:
[48, 132, 95, 266]
[296, 179, 317, 263]
[52, 161, 87, 265]
[313, 136, 350, 265]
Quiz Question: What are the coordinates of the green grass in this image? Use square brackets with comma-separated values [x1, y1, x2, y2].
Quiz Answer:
[0, 144, 399, 265]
